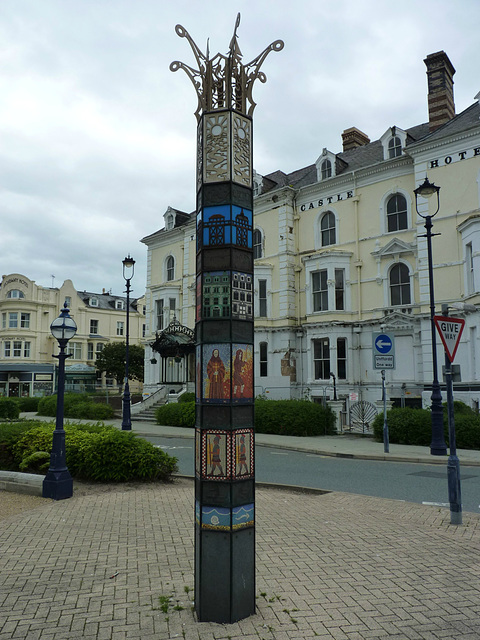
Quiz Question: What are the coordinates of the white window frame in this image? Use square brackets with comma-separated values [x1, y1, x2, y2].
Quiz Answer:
[90, 319, 99, 335]
[20, 313, 30, 329]
[165, 255, 175, 282]
[8, 312, 18, 328]
[7, 289, 25, 299]
[386, 260, 413, 307]
[253, 228, 264, 259]
[379, 188, 412, 235]
[304, 252, 351, 315]
[116, 321, 124, 336]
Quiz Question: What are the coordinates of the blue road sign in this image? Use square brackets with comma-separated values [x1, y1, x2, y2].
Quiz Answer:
[374, 334, 393, 354]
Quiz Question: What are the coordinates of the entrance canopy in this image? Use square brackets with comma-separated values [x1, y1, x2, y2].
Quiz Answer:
[150, 318, 195, 358]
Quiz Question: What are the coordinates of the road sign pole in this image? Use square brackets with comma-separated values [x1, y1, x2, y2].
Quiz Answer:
[440, 306, 462, 525]
[381, 370, 389, 454]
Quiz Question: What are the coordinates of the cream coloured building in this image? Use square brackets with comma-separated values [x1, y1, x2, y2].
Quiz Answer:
[142, 51, 480, 418]
[0, 273, 145, 396]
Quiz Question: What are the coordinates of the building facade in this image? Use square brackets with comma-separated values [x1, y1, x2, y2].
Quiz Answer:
[142, 51, 480, 418]
[0, 273, 145, 396]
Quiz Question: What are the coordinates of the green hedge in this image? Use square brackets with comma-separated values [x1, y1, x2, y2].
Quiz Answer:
[0, 421, 33, 470]
[15, 396, 41, 412]
[38, 394, 115, 420]
[156, 399, 337, 437]
[0, 398, 20, 420]
[156, 402, 195, 428]
[372, 405, 480, 449]
[178, 392, 195, 404]
[3, 421, 178, 481]
[255, 399, 336, 437]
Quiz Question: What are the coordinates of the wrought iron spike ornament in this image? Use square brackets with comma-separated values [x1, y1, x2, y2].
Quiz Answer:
[170, 13, 284, 120]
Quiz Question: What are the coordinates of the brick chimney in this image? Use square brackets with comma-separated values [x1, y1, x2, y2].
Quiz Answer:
[341, 127, 370, 152]
[424, 51, 456, 132]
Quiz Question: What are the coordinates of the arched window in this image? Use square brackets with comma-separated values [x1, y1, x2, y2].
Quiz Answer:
[388, 136, 402, 158]
[7, 289, 25, 299]
[253, 229, 263, 259]
[321, 159, 332, 180]
[166, 256, 175, 282]
[389, 263, 411, 306]
[166, 214, 174, 230]
[386, 194, 407, 232]
[320, 211, 336, 246]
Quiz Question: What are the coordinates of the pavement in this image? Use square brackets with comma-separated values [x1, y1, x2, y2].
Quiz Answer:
[0, 415, 479, 639]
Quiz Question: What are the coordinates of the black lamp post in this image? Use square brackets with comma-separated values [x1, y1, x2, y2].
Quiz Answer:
[43, 303, 77, 500]
[414, 177, 447, 455]
[121, 255, 135, 430]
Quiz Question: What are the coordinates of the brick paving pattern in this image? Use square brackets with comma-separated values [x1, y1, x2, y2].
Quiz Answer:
[1, 479, 479, 639]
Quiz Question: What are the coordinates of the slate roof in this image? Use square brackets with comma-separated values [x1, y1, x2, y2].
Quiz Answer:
[77, 291, 140, 312]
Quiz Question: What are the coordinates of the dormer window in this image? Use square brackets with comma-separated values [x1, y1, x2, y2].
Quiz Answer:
[253, 170, 263, 197]
[321, 159, 332, 180]
[90, 297, 98, 307]
[388, 136, 402, 158]
[380, 126, 406, 160]
[166, 214, 174, 230]
[316, 149, 336, 182]
[116, 299, 125, 310]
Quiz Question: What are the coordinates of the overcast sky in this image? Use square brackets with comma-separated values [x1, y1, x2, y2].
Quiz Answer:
[1, 0, 479, 299]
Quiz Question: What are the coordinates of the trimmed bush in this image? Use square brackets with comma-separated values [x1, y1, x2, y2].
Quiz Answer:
[38, 393, 115, 420]
[0, 398, 20, 420]
[372, 406, 480, 450]
[178, 392, 195, 404]
[452, 414, 480, 450]
[372, 408, 431, 445]
[0, 421, 34, 470]
[15, 396, 41, 412]
[255, 399, 336, 437]
[156, 398, 337, 436]
[156, 402, 195, 428]
[6, 421, 178, 482]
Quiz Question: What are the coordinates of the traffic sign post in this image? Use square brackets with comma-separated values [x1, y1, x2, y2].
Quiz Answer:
[433, 316, 465, 362]
[372, 333, 395, 369]
[435, 311, 464, 525]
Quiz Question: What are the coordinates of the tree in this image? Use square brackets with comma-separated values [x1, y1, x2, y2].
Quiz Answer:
[95, 342, 144, 384]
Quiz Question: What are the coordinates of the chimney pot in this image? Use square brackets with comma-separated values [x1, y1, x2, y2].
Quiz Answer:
[341, 127, 370, 152]
[424, 51, 456, 131]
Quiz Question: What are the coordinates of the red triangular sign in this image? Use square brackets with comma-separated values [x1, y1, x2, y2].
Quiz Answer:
[434, 316, 465, 363]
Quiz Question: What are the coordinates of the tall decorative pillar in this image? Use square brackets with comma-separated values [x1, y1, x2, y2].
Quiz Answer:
[171, 16, 283, 623]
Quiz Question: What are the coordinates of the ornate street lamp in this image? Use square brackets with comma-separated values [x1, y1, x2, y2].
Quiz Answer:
[414, 177, 447, 455]
[121, 255, 135, 430]
[43, 303, 77, 500]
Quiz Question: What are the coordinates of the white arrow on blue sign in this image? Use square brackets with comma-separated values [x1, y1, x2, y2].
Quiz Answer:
[372, 332, 395, 369]
[374, 334, 393, 354]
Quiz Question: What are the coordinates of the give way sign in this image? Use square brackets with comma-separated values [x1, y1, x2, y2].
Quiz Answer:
[434, 316, 465, 363]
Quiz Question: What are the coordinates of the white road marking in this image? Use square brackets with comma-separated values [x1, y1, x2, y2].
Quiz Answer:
[422, 501, 449, 507]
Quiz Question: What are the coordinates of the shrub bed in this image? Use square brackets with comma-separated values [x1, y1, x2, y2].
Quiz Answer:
[2, 420, 178, 481]
[155, 399, 337, 437]
[0, 398, 20, 420]
[255, 399, 336, 437]
[156, 402, 195, 428]
[38, 394, 115, 420]
[372, 404, 480, 449]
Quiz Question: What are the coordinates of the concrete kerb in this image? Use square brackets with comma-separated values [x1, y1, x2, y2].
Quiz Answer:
[0, 471, 43, 496]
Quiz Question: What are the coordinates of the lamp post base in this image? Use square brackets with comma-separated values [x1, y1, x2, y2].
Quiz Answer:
[43, 470, 73, 500]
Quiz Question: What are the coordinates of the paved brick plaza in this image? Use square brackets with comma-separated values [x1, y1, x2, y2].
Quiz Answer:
[1, 479, 479, 639]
